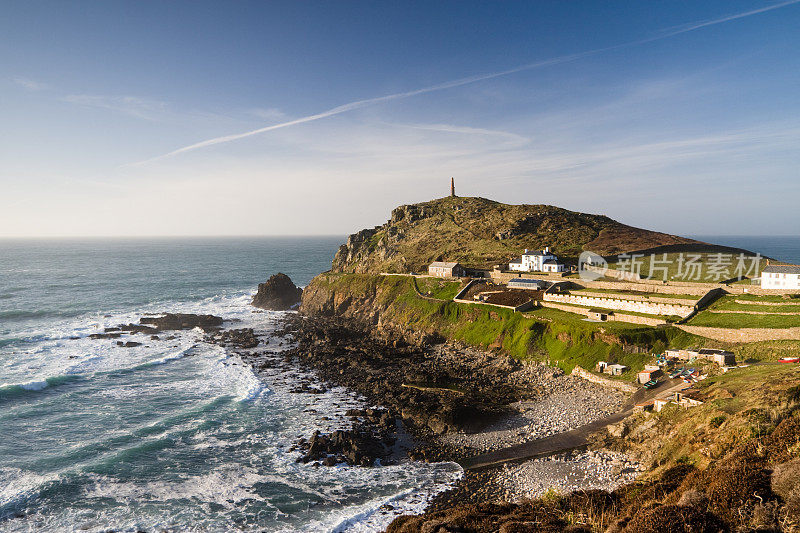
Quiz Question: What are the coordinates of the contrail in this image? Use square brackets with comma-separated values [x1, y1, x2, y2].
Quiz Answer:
[133, 0, 799, 166]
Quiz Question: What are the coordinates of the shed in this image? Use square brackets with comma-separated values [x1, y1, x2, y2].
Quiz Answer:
[607, 364, 628, 376]
[588, 308, 613, 321]
[698, 349, 736, 366]
[653, 398, 672, 413]
[638, 368, 662, 384]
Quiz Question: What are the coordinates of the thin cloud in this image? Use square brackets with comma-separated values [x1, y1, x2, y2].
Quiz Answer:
[387, 122, 530, 147]
[12, 76, 48, 91]
[61, 94, 168, 121]
[659, 0, 800, 37]
[133, 0, 799, 165]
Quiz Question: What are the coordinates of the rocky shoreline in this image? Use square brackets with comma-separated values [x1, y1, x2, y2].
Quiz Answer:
[260, 312, 641, 523]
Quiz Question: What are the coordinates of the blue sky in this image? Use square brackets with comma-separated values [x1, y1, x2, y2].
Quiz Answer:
[1, 1, 799, 237]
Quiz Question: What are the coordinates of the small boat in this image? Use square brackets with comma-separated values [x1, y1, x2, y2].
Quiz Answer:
[779, 357, 800, 364]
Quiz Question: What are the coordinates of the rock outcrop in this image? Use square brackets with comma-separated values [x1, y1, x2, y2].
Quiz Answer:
[330, 196, 703, 273]
[139, 313, 223, 332]
[251, 273, 303, 310]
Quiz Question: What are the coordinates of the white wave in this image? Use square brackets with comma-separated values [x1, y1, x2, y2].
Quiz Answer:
[0, 467, 59, 515]
[2, 379, 48, 391]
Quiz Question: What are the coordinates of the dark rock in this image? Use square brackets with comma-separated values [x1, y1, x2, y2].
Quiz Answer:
[207, 328, 259, 349]
[139, 313, 223, 332]
[90, 332, 122, 339]
[252, 273, 303, 310]
[116, 341, 142, 347]
[278, 315, 525, 436]
[293, 420, 395, 467]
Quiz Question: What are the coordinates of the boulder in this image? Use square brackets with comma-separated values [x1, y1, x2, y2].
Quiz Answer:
[252, 273, 303, 310]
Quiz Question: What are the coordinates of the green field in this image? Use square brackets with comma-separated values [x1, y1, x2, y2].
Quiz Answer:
[688, 312, 800, 329]
[414, 277, 463, 300]
[686, 295, 800, 328]
[711, 296, 800, 314]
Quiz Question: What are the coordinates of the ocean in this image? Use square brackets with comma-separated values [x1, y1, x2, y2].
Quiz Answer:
[0, 238, 461, 533]
[691, 235, 800, 265]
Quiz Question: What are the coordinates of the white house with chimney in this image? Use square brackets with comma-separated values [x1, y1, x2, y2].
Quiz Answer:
[508, 247, 566, 273]
[761, 264, 800, 290]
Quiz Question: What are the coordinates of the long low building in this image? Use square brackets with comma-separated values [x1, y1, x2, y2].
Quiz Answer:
[507, 278, 547, 290]
[665, 348, 735, 366]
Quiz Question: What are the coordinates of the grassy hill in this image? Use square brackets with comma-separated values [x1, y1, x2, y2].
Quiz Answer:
[331, 196, 703, 273]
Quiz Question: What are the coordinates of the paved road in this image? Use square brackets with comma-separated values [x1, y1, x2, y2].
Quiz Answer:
[459, 378, 688, 471]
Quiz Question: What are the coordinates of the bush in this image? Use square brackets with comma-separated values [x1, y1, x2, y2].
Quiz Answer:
[710, 415, 727, 428]
[622, 504, 728, 532]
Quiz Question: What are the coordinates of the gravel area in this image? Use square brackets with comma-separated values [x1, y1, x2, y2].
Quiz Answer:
[439, 362, 626, 453]
[497, 450, 644, 502]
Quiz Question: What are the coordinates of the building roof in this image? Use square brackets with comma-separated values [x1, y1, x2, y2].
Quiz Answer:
[508, 278, 544, 285]
[522, 249, 551, 257]
[509, 258, 523, 265]
[698, 349, 734, 356]
[542, 259, 560, 265]
[763, 264, 800, 275]
[429, 262, 460, 269]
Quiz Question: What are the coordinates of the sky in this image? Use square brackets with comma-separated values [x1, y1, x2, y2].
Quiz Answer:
[1, 0, 799, 238]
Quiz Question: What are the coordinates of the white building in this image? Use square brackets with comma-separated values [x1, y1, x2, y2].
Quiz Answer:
[761, 264, 800, 290]
[508, 247, 566, 273]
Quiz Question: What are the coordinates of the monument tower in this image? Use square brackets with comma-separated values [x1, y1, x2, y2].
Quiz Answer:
[450, 177, 456, 197]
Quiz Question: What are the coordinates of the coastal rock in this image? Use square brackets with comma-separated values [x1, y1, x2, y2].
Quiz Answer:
[206, 328, 259, 349]
[294, 421, 394, 467]
[139, 313, 223, 332]
[280, 315, 534, 436]
[252, 273, 303, 310]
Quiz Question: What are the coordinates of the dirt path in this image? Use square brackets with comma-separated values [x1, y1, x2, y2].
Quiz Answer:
[459, 378, 688, 470]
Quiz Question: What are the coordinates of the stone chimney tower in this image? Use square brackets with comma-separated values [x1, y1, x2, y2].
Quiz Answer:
[450, 177, 456, 197]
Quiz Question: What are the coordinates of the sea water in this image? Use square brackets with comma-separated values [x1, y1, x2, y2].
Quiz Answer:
[0, 238, 461, 532]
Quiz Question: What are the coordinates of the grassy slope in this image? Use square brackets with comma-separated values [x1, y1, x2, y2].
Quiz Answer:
[633, 363, 800, 470]
[308, 273, 717, 379]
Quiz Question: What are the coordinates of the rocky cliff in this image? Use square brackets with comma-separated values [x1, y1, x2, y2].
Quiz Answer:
[331, 196, 699, 273]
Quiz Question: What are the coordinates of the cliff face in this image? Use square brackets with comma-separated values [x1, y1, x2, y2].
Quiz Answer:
[299, 274, 444, 345]
[330, 196, 699, 273]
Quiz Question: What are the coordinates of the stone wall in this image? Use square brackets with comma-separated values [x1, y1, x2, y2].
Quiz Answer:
[676, 325, 800, 342]
[571, 366, 638, 393]
[543, 293, 693, 318]
[538, 301, 667, 326]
